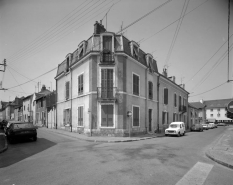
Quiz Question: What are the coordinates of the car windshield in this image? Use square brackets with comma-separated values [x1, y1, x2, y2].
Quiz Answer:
[13, 123, 34, 129]
[169, 124, 178, 128]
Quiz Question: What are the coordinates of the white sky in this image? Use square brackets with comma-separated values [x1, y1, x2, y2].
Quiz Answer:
[0, 0, 232, 103]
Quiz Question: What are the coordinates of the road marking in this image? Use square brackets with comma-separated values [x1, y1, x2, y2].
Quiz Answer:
[175, 162, 213, 185]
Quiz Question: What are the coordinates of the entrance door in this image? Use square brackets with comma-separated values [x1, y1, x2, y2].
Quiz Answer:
[149, 109, 152, 132]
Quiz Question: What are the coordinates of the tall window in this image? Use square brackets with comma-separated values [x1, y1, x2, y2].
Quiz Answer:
[133, 45, 139, 59]
[133, 106, 139, 127]
[211, 109, 213, 111]
[133, 74, 139, 96]
[174, 93, 177, 107]
[65, 81, 70, 100]
[103, 36, 112, 51]
[148, 81, 153, 99]
[211, 114, 213, 117]
[179, 96, 182, 107]
[41, 99, 43, 107]
[101, 104, 113, 127]
[164, 88, 168, 105]
[101, 69, 113, 98]
[162, 111, 169, 124]
[78, 74, 84, 95]
[173, 113, 176, 121]
[78, 106, 83, 126]
[63, 109, 71, 125]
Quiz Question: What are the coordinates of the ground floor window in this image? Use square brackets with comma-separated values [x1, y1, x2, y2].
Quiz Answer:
[133, 106, 140, 127]
[63, 109, 71, 126]
[162, 111, 169, 124]
[78, 106, 84, 126]
[101, 104, 113, 127]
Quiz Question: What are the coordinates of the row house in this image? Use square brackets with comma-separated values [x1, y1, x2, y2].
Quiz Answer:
[34, 85, 51, 127]
[5, 97, 23, 120]
[188, 103, 199, 126]
[14, 105, 23, 121]
[0, 101, 8, 121]
[55, 21, 189, 136]
[159, 70, 189, 131]
[46, 91, 57, 129]
[188, 101, 206, 123]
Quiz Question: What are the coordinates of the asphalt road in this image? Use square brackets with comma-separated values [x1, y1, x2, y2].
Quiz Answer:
[0, 126, 232, 185]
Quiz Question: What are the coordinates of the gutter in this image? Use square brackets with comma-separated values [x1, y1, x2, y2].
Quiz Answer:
[157, 74, 160, 133]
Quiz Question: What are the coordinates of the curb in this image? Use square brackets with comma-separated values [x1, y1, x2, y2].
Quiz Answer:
[40, 128, 164, 143]
[205, 150, 233, 170]
[0, 133, 8, 154]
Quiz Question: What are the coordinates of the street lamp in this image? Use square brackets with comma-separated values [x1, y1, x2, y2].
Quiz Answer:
[127, 110, 132, 137]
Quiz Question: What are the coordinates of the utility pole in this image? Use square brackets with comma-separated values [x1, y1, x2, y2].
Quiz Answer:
[0, 59, 7, 91]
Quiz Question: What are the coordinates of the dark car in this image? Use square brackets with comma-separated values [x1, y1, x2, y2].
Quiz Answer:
[0, 120, 8, 129]
[191, 124, 203, 132]
[5, 121, 37, 142]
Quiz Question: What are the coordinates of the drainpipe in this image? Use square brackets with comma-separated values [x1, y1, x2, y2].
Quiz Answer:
[56, 79, 57, 129]
[145, 68, 148, 133]
[157, 74, 160, 133]
[70, 66, 73, 132]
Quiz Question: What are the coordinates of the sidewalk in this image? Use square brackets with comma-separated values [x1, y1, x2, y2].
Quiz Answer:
[205, 126, 233, 170]
[39, 127, 165, 143]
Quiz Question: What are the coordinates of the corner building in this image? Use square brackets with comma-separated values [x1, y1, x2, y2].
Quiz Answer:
[55, 22, 188, 136]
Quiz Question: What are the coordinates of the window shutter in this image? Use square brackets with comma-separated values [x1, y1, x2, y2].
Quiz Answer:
[164, 88, 168, 104]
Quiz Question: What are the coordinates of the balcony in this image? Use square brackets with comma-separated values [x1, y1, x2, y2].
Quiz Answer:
[97, 87, 117, 101]
[179, 105, 187, 113]
[100, 51, 115, 65]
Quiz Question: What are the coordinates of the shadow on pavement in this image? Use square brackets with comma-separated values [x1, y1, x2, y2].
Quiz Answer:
[0, 138, 56, 168]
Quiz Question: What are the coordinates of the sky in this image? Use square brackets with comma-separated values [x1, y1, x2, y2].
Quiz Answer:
[0, 0, 232, 103]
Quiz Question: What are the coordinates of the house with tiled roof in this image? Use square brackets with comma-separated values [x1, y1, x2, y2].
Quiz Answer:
[204, 98, 233, 123]
[54, 21, 188, 136]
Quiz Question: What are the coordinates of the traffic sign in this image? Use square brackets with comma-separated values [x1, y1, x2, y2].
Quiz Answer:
[227, 101, 233, 113]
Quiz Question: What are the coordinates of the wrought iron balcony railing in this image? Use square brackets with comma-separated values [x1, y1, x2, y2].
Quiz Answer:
[179, 105, 187, 113]
[100, 52, 115, 65]
[97, 87, 117, 101]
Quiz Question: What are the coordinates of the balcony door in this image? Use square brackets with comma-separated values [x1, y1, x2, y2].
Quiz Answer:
[101, 69, 113, 99]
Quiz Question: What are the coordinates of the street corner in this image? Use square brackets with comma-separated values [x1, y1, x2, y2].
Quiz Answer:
[0, 133, 8, 154]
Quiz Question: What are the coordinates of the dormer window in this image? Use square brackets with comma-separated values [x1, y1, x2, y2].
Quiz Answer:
[65, 53, 72, 72]
[78, 41, 86, 59]
[130, 41, 139, 60]
[103, 36, 112, 52]
[66, 57, 69, 72]
[146, 53, 153, 72]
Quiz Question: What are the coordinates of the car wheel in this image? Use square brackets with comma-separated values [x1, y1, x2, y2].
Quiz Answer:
[33, 136, 37, 141]
[177, 132, 180, 137]
[183, 131, 185, 136]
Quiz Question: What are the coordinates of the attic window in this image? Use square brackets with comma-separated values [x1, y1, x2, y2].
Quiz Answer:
[133, 45, 139, 59]
[66, 57, 69, 72]
[79, 45, 84, 58]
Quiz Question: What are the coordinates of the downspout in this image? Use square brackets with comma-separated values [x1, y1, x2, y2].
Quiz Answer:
[157, 74, 160, 133]
[56, 79, 57, 129]
[70, 65, 73, 132]
[145, 68, 148, 133]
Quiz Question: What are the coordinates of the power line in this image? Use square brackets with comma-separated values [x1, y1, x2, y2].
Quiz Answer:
[7, 67, 57, 90]
[165, 0, 189, 66]
[8, 0, 107, 62]
[7, 0, 94, 61]
[7, 64, 38, 84]
[189, 81, 228, 97]
[117, 0, 173, 34]
[7, 67, 25, 94]
[190, 44, 233, 91]
[185, 34, 233, 84]
[139, 0, 210, 44]
[7, 0, 115, 64]
[6, 0, 172, 90]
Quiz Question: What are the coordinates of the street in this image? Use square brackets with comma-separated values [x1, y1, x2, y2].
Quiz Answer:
[0, 127, 233, 185]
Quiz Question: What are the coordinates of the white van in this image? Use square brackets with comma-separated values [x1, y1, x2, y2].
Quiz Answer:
[165, 122, 186, 137]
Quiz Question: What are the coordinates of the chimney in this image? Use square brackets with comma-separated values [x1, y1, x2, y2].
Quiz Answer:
[162, 68, 167, 77]
[41, 85, 46, 91]
[94, 21, 106, 34]
[173, 76, 176, 82]
[182, 84, 185, 89]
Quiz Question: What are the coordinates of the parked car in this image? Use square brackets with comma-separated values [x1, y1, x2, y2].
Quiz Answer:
[0, 120, 8, 129]
[202, 124, 209, 130]
[218, 123, 226, 126]
[209, 123, 215, 129]
[165, 122, 185, 137]
[5, 121, 37, 142]
[191, 124, 203, 132]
